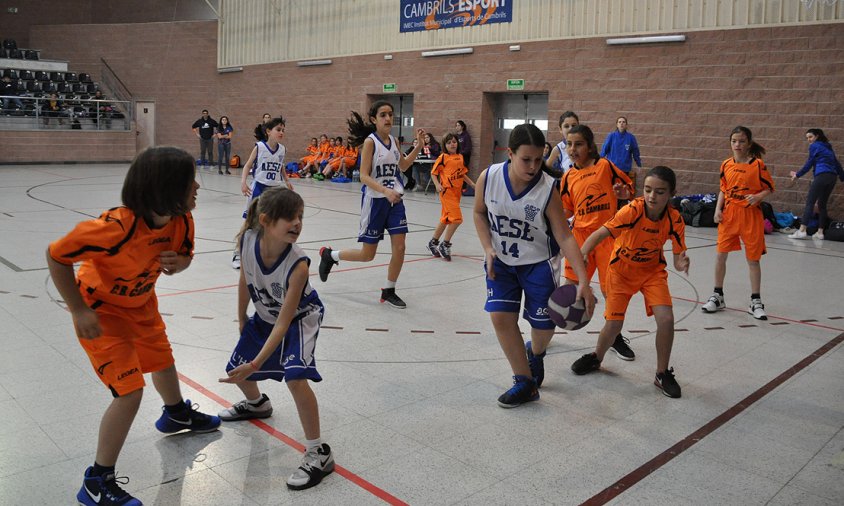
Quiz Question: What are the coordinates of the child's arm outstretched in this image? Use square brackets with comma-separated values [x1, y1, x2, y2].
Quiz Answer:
[220, 261, 309, 383]
[46, 252, 101, 339]
[240, 145, 259, 196]
[472, 169, 497, 280]
[580, 226, 612, 261]
[398, 128, 426, 172]
[547, 198, 595, 316]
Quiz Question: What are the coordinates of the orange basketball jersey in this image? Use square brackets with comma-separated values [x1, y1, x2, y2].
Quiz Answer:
[431, 153, 467, 189]
[49, 207, 195, 308]
[719, 157, 775, 208]
[560, 158, 632, 231]
[604, 197, 686, 270]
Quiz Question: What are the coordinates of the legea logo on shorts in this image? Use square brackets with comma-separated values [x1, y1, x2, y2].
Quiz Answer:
[117, 367, 139, 380]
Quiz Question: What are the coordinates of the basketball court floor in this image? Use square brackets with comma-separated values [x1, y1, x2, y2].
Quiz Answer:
[0, 163, 841, 505]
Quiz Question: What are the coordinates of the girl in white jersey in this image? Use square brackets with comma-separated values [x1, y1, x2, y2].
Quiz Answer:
[474, 123, 595, 408]
[219, 187, 334, 491]
[543, 111, 579, 178]
[233, 117, 292, 269]
[317, 101, 426, 309]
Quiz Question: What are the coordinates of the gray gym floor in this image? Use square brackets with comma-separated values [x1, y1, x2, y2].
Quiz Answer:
[0, 163, 841, 505]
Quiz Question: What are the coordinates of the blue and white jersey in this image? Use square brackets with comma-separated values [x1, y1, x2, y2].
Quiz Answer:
[483, 161, 559, 266]
[364, 133, 403, 198]
[240, 229, 322, 324]
[555, 141, 573, 174]
[252, 141, 287, 187]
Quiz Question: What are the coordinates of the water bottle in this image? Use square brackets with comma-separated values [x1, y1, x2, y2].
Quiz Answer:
[352, 169, 360, 182]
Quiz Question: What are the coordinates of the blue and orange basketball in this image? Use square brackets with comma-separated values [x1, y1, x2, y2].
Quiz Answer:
[547, 284, 595, 330]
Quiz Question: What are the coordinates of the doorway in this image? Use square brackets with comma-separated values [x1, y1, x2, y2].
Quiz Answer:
[135, 101, 155, 153]
[488, 93, 548, 164]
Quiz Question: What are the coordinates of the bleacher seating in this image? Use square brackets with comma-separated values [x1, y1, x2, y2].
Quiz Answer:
[0, 37, 126, 130]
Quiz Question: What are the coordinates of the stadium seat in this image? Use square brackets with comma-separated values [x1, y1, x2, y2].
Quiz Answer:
[23, 50, 38, 60]
[49, 72, 64, 82]
[74, 83, 88, 93]
[34, 71, 49, 82]
[2, 69, 18, 79]
[2, 38, 17, 50]
[79, 73, 92, 83]
[57, 82, 73, 93]
[65, 72, 79, 83]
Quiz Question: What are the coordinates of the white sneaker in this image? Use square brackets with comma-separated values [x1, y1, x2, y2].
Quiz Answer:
[788, 229, 808, 239]
[748, 298, 767, 320]
[231, 253, 241, 269]
[287, 443, 335, 490]
[218, 394, 273, 421]
[812, 231, 824, 240]
[701, 293, 725, 313]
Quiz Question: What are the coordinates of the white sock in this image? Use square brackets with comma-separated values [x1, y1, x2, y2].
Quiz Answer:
[305, 437, 322, 450]
[384, 280, 396, 289]
[246, 395, 263, 405]
[331, 250, 340, 262]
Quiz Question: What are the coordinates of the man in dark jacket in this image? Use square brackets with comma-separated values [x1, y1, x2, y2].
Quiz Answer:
[191, 109, 218, 169]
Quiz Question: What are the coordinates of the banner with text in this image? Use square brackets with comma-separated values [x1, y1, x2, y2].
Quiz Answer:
[400, 0, 513, 33]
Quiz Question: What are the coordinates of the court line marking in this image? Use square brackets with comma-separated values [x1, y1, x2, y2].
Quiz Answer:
[177, 373, 409, 506]
[579, 330, 844, 506]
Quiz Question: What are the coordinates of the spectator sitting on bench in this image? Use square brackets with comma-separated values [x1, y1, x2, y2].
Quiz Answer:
[2, 75, 23, 113]
[43, 93, 68, 126]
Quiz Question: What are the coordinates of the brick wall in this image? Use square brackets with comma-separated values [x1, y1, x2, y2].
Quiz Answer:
[20, 21, 844, 217]
[0, 130, 134, 163]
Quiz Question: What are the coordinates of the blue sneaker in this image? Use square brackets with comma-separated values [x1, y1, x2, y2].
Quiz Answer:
[525, 341, 546, 388]
[497, 375, 539, 408]
[155, 399, 221, 434]
[77, 467, 141, 506]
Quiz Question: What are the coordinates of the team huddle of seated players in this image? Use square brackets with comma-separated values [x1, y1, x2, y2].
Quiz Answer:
[296, 134, 359, 181]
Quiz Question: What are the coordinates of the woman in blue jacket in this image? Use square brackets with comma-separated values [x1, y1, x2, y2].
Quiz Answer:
[789, 128, 844, 240]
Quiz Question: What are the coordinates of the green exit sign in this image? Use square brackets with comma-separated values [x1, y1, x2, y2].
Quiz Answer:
[383, 83, 397, 93]
[506, 79, 525, 90]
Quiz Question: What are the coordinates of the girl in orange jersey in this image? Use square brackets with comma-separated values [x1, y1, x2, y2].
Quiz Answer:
[299, 137, 319, 170]
[320, 136, 347, 179]
[426, 133, 476, 261]
[572, 166, 689, 398]
[47, 147, 219, 506]
[300, 134, 329, 177]
[701, 126, 775, 320]
[525, 125, 632, 389]
[335, 139, 359, 179]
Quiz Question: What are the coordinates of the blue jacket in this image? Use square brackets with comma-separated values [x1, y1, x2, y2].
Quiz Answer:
[600, 130, 641, 173]
[796, 141, 844, 180]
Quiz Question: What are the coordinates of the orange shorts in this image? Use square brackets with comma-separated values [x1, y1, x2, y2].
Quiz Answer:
[604, 265, 672, 320]
[717, 204, 766, 261]
[78, 295, 174, 397]
[564, 226, 613, 295]
[439, 187, 463, 224]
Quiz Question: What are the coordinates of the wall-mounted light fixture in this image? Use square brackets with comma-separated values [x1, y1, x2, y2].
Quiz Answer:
[606, 35, 686, 46]
[509, 45, 521, 52]
[421, 47, 473, 58]
[217, 66, 243, 74]
[297, 59, 333, 67]
[384, 54, 393, 60]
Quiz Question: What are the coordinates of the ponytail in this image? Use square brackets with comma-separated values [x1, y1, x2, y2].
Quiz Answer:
[730, 125, 766, 159]
[347, 100, 392, 147]
[236, 197, 262, 246]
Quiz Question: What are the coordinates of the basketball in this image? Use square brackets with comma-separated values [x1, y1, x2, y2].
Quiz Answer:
[547, 284, 595, 330]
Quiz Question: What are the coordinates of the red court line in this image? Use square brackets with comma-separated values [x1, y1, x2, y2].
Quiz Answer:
[177, 373, 409, 506]
[580, 330, 844, 506]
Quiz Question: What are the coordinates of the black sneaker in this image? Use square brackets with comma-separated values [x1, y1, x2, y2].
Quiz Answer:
[427, 238, 441, 257]
[497, 375, 539, 408]
[571, 352, 601, 375]
[318, 247, 336, 282]
[525, 340, 546, 388]
[77, 467, 141, 506]
[287, 443, 335, 490]
[611, 334, 635, 361]
[438, 240, 452, 261]
[380, 288, 407, 309]
[655, 367, 682, 398]
[154, 399, 221, 434]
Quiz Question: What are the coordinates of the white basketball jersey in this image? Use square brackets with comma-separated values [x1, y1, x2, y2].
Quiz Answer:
[364, 133, 403, 198]
[555, 141, 573, 174]
[253, 141, 287, 187]
[483, 161, 559, 266]
[240, 229, 321, 323]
